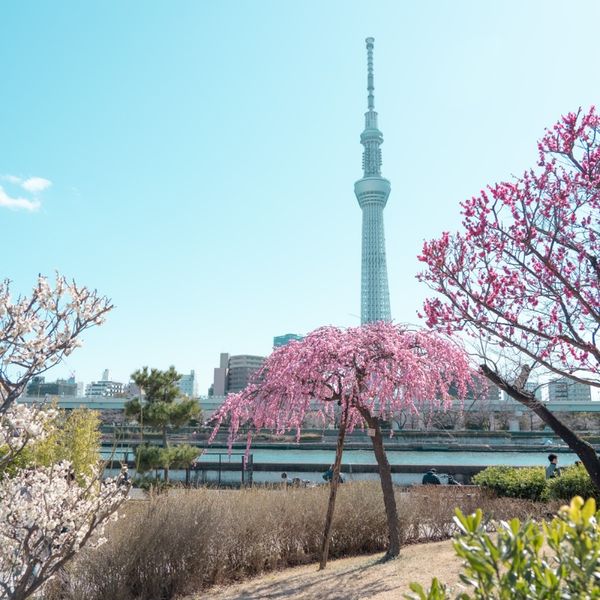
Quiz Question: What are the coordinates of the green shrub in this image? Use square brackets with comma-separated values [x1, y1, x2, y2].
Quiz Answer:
[547, 464, 599, 501]
[164, 444, 200, 468]
[472, 465, 548, 501]
[134, 444, 199, 472]
[1, 408, 101, 482]
[134, 444, 163, 471]
[407, 496, 600, 599]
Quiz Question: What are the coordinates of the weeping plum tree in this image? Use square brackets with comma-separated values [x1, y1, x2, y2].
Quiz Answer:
[210, 322, 476, 563]
[419, 107, 600, 487]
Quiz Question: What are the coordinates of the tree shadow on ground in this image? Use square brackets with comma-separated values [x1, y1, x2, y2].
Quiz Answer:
[211, 555, 398, 599]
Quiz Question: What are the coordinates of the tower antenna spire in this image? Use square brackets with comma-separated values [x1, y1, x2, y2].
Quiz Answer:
[366, 37, 375, 110]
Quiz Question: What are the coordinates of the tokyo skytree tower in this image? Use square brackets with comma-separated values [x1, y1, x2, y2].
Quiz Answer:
[355, 37, 392, 324]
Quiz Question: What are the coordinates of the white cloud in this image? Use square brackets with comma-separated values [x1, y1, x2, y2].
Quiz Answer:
[0, 186, 41, 212]
[2, 175, 22, 185]
[21, 177, 52, 193]
[1, 174, 53, 193]
[0, 174, 52, 211]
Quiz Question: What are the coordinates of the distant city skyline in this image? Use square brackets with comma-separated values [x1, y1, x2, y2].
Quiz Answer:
[3, 1, 600, 391]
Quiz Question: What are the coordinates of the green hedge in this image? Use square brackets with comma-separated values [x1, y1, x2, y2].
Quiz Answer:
[472, 466, 548, 500]
[473, 464, 600, 501]
[548, 465, 599, 501]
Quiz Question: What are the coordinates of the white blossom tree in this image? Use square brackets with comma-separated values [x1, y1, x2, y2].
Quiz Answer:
[0, 275, 127, 600]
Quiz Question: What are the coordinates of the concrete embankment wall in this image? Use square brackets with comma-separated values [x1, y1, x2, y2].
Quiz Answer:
[108, 460, 485, 483]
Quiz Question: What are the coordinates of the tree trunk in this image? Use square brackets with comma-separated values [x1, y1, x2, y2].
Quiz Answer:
[481, 365, 600, 489]
[162, 426, 169, 483]
[358, 407, 401, 559]
[319, 406, 348, 570]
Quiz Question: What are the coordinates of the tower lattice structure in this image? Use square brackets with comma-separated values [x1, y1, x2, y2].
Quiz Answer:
[355, 37, 392, 324]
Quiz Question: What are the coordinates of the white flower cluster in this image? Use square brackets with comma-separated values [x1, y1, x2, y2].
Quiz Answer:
[0, 274, 112, 411]
[0, 460, 126, 598]
[0, 405, 56, 469]
[0, 409, 127, 599]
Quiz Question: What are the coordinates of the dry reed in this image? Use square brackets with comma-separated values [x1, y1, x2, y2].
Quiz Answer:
[45, 482, 558, 600]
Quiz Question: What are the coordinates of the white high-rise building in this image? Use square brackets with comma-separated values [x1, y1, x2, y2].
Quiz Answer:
[85, 369, 124, 397]
[85, 380, 123, 397]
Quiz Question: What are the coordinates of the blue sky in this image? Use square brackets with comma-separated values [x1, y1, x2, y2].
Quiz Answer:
[2, 0, 599, 393]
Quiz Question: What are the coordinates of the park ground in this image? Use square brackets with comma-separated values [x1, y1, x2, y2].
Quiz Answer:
[188, 539, 460, 599]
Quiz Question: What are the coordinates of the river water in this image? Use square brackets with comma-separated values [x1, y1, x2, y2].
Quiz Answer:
[196, 448, 576, 466]
[104, 446, 578, 486]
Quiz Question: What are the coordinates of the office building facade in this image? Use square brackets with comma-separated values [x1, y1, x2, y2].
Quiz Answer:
[547, 377, 592, 402]
[26, 376, 78, 397]
[178, 370, 198, 397]
[210, 353, 265, 396]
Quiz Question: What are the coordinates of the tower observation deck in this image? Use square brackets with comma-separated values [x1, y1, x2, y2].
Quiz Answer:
[355, 37, 392, 324]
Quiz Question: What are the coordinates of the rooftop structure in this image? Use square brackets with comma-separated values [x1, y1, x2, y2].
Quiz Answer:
[273, 333, 304, 348]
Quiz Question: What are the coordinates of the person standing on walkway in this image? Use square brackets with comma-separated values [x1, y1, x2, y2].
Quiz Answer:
[546, 453, 561, 479]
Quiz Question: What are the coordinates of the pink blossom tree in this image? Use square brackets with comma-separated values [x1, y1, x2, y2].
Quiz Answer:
[419, 107, 600, 486]
[0, 275, 127, 599]
[210, 322, 475, 562]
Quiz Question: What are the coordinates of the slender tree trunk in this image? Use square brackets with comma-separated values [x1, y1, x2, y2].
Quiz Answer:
[162, 426, 169, 483]
[358, 407, 401, 560]
[319, 406, 348, 570]
[481, 365, 600, 489]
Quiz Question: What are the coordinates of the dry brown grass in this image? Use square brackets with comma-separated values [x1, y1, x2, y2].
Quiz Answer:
[45, 483, 559, 600]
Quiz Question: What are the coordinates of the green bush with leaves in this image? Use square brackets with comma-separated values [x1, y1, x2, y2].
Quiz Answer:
[134, 444, 164, 472]
[134, 443, 199, 474]
[1, 408, 101, 481]
[472, 465, 547, 501]
[407, 496, 600, 600]
[166, 444, 200, 469]
[547, 464, 599, 501]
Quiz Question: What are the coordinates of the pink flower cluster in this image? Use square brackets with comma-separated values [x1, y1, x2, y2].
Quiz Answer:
[419, 107, 600, 385]
[209, 322, 477, 452]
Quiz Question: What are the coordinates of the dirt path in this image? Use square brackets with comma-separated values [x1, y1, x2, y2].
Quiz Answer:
[191, 540, 461, 599]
